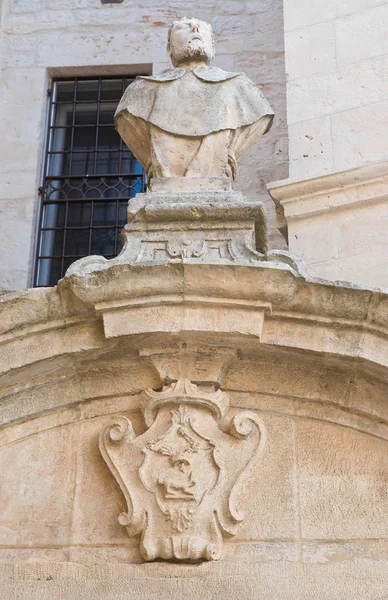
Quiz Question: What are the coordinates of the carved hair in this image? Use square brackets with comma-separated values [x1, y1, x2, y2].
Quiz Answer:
[167, 17, 215, 62]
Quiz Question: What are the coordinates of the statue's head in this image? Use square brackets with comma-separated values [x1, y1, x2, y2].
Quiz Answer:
[167, 17, 215, 67]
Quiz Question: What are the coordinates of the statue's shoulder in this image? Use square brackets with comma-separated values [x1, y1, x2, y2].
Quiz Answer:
[135, 66, 242, 84]
[193, 66, 241, 82]
[136, 68, 187, 82]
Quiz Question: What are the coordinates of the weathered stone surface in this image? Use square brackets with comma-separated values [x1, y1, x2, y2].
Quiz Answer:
[1, 561, 388, 599]
[115, 17, 274, 189]
[100, 379, 266, 561]
[282, 0, 388, 199]
[0, 262, 388, 594]
[268, 161, 388, 288]
[63, 188, 302, 280]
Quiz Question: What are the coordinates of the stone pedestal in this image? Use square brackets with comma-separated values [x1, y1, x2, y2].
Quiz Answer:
[66, 189, 303, 278]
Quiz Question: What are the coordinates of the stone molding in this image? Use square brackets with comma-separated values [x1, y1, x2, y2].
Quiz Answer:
[267, 160, 388, 230]
[2, 263, 388, 431]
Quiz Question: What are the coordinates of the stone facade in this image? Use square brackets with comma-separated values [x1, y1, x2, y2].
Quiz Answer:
[1, 1, 388, 599]
[2, 264, 388, 597]
[283, 0, 388, 181]
[268, 0, 388, 287]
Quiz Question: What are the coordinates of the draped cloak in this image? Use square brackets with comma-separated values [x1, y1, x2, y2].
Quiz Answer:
[114, 66, 274, 179]
[115, 66, 274, 137]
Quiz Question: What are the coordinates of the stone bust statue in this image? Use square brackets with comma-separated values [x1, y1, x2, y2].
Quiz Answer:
[115, 17, 274, 189]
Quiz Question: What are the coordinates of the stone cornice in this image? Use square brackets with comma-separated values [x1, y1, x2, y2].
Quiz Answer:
[1, 263, 388, 438]
[0, 263, 387, 376]
[267, 161, 388, 229]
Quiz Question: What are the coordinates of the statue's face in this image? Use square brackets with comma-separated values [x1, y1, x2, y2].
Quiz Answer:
[168, 18, 214, 67]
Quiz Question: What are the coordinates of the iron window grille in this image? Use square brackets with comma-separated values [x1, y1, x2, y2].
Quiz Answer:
[34, 77, 145, 287]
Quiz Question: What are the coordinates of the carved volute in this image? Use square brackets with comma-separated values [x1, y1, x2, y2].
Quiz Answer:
[99, 379, 266, 562]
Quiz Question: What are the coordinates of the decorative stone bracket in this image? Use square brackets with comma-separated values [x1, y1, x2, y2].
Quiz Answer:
[99, 379, 266, 562]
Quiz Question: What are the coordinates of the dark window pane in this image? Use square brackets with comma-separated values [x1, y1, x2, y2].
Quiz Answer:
[121, 152, 141, 174]
[95, 151, 119, 175]
[56, 82, 75, 102]
[93, 201, 117, 226]
[76, 80, 99, 102]
[116, 231, 124, 254]
[65, 229, 90, 255]
[67, 202, 91, 227]
[63, 256, 80, 276]
[75, 103, 97, 126]
[91, 228, 116, 255]
[70, 152, 96, 176]
[100, 80, 125, 102]
[73, 126, 96, 149]
[98, 109, 116, 126]
[98, 125, 118, 148]
[118, 201, 127, 224]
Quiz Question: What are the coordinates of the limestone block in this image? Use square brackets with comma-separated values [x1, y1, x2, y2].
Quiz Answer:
[67, 546, 141, 565]
[224, 357, 323, 400]
[0, 426, 74, 546]
[0, 321, 104, 376]
[0, 202, 35, 271]
[9, 0, 42, 13]
[297, 420, 388, 539]
[0, 548, 69, 564]
[287, 55, 388, 124]
[0, 267, 29, 290]
[225, 540, 300, 563]
[242, 12, 284, 54]
[288, 116, 333, 179]
[0, 170, 40, 202]
[235, 412, 297, 542]
[331, 101, 388, 172]
[2, 560, 388, 599]
[70, 414, 145, 546]
[0, 35, 37, 68]
[288, 214, 339, 265]
[101, 303, 267, 340]
[284, 0, 387, 32]
[302, 539, 388, 563]
[335, 4, 388, 67]
[0, 373, 81, 427]
[308, 249, 388, 290]
[36, 33, 165, 68]
[285, 21, 336, 80]
[78, 359, 160, 401]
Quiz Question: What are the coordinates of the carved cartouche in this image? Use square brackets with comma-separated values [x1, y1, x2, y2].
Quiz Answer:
[99, 379, 266, 562]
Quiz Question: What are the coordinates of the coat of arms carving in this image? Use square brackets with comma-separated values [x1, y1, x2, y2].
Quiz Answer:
[99, 379, 266, 561]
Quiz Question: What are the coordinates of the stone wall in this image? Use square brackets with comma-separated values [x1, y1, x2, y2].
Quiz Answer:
[283, 0, 388, 181]
[269, 0, 388, 289]
[1, 262, 388, 598]
[0, 0, 288, 290]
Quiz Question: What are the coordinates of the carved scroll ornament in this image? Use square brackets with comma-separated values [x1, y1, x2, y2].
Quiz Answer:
[99, 379, 266, 562]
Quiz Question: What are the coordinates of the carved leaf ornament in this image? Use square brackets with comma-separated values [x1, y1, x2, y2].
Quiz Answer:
[99, 379, 266, 561]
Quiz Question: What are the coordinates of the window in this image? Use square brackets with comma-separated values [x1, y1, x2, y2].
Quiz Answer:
[34, 77, 145, 287]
